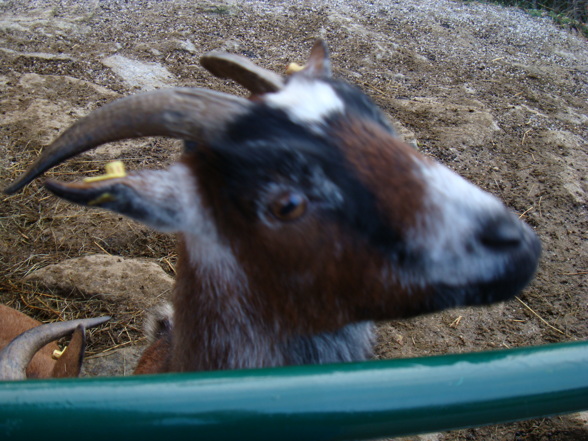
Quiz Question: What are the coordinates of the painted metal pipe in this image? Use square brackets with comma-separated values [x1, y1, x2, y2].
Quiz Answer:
[0, 341, 586, 440]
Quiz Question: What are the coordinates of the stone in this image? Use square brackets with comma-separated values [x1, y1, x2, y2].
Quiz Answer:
[25, 254, 174, 311]
[102, 55, 175, 91]
[81, 346, 145, 377]
[392, 97, 501, 148]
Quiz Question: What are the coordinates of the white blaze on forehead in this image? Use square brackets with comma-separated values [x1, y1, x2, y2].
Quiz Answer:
[264, 77, 344, 124]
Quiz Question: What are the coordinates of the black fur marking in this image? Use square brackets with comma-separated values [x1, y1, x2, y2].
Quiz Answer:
[196, 99, 405, 254]
[327, 79, 396, 135]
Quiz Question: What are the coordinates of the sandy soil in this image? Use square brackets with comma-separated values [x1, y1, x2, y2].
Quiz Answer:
[0, 1, 587, 439]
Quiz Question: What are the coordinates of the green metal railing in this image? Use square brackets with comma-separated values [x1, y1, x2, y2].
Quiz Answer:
[0, 341, 586, 440]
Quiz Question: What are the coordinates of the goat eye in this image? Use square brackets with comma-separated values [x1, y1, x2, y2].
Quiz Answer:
[269, 192, 308, 221]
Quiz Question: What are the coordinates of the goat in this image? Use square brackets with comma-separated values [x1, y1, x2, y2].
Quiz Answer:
[4, 41, 541, 374]
[0, 304, 109, 380]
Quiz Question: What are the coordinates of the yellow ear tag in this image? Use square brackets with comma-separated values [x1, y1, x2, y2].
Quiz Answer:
[52, 348, 65, 360]
[286, 62, 305, 75]
[84, 161, 127, 183]
[88, 193, 117, 206]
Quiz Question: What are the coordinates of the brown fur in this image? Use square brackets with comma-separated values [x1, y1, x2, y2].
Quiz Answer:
[134, 337, 171, 375]
[181, 126, 431, 333]
[0, 304, 60, 378]
[168, 236, 277, 372]
[237, 223, 432, 327]
[335, 118, 427, 235]
[0, 304, 88, 379]
[139, 146, 432, 374]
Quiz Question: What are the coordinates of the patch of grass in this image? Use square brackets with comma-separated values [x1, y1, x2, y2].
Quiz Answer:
[202, 5, 237, 16]
[466, 0, 588, 37]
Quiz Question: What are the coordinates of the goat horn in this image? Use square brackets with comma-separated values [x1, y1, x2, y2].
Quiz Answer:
[0, 316, 110, 381]
[200, 51, 284, 95]
[4, 88, 251, 194]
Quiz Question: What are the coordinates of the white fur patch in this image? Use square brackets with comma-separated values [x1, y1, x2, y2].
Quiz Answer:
[125, 163, 205, 233]
[143, 302, 173, 344]
[129, 162, 244, 287]
[264, 77, 344, 125]
[407, 162, 510, 286]
[174, 166, 245, 285]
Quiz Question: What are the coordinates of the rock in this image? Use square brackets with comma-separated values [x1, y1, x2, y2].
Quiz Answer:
[25, 254, 174, 311]
[541, 130, 587, 205]
[81, 346, 145, 377]
[554, 106, 588, 126]
[391, 120, 418, 149]
[177, 39, 197, 54]
[392, 97, 501, 148]
[0, 12, 89, 37]
[102, 55, 175, 91]
[396, 433, 442, 441]
[575, 412, 588, 428]
[218, 39, 242, 52]
[2, 73, 119, 145]
[0, 47, 76, 61]
[17, 72, 118, 96]
[3, 98, 84, 145]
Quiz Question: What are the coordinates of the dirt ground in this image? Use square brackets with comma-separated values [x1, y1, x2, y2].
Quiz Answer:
[0, 0, 587, 439]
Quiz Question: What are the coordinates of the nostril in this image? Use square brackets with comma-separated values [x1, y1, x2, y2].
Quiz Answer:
[479, 216, 523, 250]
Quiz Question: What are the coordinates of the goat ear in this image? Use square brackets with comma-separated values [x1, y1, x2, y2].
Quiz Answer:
[44, 167, 193, 233]
[301, 40, 332, 78]
[52, 325, 85, 378]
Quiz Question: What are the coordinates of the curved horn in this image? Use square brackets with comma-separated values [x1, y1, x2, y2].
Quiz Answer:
[200, 51, 284, 95]
[4, 88, 251, 194]
[0, 316, 110, 381]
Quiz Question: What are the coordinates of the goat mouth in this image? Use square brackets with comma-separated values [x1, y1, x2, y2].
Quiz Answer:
[431, 236, 541, 310]
[484, 224, 542, 302]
